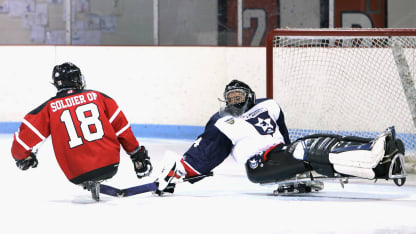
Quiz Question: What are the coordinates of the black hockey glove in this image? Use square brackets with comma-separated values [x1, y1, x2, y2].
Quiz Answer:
[16, 152, 38, 170]
[130, 146, 153, 179]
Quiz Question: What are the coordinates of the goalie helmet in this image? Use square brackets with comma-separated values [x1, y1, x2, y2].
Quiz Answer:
[52, 62, 85, 91]
[222, 79, 256, 116]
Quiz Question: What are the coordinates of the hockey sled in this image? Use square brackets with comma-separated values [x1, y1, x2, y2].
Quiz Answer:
[270, 134, 408, 196]
[270, 152, 407, 196]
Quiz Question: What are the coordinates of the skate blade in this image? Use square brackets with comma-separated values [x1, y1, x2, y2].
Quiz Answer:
[273, 180, 324, 196]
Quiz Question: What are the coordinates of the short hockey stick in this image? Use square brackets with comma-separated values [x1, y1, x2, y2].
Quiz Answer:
[100, 172, 213, 197]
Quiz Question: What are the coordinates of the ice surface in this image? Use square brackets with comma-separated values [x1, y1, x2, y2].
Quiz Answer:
[1, 134, 416, 234]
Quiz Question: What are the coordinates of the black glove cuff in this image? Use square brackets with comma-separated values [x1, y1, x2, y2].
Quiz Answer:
[130, 146, 148, 162]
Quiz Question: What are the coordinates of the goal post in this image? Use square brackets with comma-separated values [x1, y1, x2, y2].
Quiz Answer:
[266, 28, 416, 159]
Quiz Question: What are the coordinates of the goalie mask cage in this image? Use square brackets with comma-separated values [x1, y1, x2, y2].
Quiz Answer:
[266, 28, 416, 155]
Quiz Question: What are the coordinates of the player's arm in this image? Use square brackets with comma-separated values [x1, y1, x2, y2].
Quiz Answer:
[101, 93, 152, 178]
[11, 104, 50, 170]
[156, 122, 233, 195]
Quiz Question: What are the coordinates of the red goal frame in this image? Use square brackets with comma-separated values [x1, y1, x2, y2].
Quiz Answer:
[265, 28, 416, 98]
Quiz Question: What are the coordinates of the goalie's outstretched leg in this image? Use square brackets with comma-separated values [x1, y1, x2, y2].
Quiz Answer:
[247, 126, 407, 191]
[328, 126, 406, 186]
[301, 126, 407, 186]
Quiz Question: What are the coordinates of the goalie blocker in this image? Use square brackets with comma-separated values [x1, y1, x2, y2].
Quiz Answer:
[245, 127, 406, 185]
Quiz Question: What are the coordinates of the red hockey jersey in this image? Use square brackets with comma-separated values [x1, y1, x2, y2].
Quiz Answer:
[11, 89, 139, 183]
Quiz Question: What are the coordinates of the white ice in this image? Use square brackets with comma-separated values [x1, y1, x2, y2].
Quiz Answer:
[1, 134, 416, 234]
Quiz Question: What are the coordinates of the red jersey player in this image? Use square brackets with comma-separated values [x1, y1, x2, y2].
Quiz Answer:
[11, 62, 152, 201]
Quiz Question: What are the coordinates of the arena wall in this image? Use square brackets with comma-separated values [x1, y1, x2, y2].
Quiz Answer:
[0, 45, 266, 138]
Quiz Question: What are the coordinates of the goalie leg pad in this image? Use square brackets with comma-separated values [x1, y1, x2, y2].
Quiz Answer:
[329, 135, 386, 169]
[289, 134, 342, 177]
[332, 165, 376, 179]
[328, 127, 401, 179]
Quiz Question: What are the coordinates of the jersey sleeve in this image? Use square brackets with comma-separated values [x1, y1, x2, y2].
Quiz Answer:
[276, 108, 290, 144]
[271, 100, 290, 144]
[264, 99, 290, 144]
[11, 102, 51, 160]
[182, 114, 233, 176]
[100, 92, 139, 153]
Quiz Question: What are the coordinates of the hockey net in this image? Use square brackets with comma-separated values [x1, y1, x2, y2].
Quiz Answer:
[266, 28, 416, 170]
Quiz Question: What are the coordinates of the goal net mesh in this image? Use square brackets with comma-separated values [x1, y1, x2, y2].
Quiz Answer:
[269, 29, 416, 161]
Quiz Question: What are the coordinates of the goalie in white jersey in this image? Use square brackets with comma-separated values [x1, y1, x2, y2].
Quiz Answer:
[155, 80, 407, 195]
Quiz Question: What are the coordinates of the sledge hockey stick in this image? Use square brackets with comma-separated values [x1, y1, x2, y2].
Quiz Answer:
[100, 183, 157, 197]
[100, 172, 213, 197]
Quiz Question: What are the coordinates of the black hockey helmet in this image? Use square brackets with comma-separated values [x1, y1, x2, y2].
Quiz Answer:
[222, 79, 256, 116]
[52, 62, 85, 91]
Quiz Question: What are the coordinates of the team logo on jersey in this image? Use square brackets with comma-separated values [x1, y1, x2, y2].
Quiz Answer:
[67, 90, 74, 94]
[255, 117, 273, 132]
[225, 118, 235, 125]
[246, 111, 276, 135]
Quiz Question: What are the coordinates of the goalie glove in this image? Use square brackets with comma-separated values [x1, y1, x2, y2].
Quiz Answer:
[155, 154, 186, 196]
[16, 152, 38, 170]
[130, 146, 153, 179]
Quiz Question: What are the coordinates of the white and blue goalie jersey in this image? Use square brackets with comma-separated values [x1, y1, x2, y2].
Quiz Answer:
[182, 98, 290, 177]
